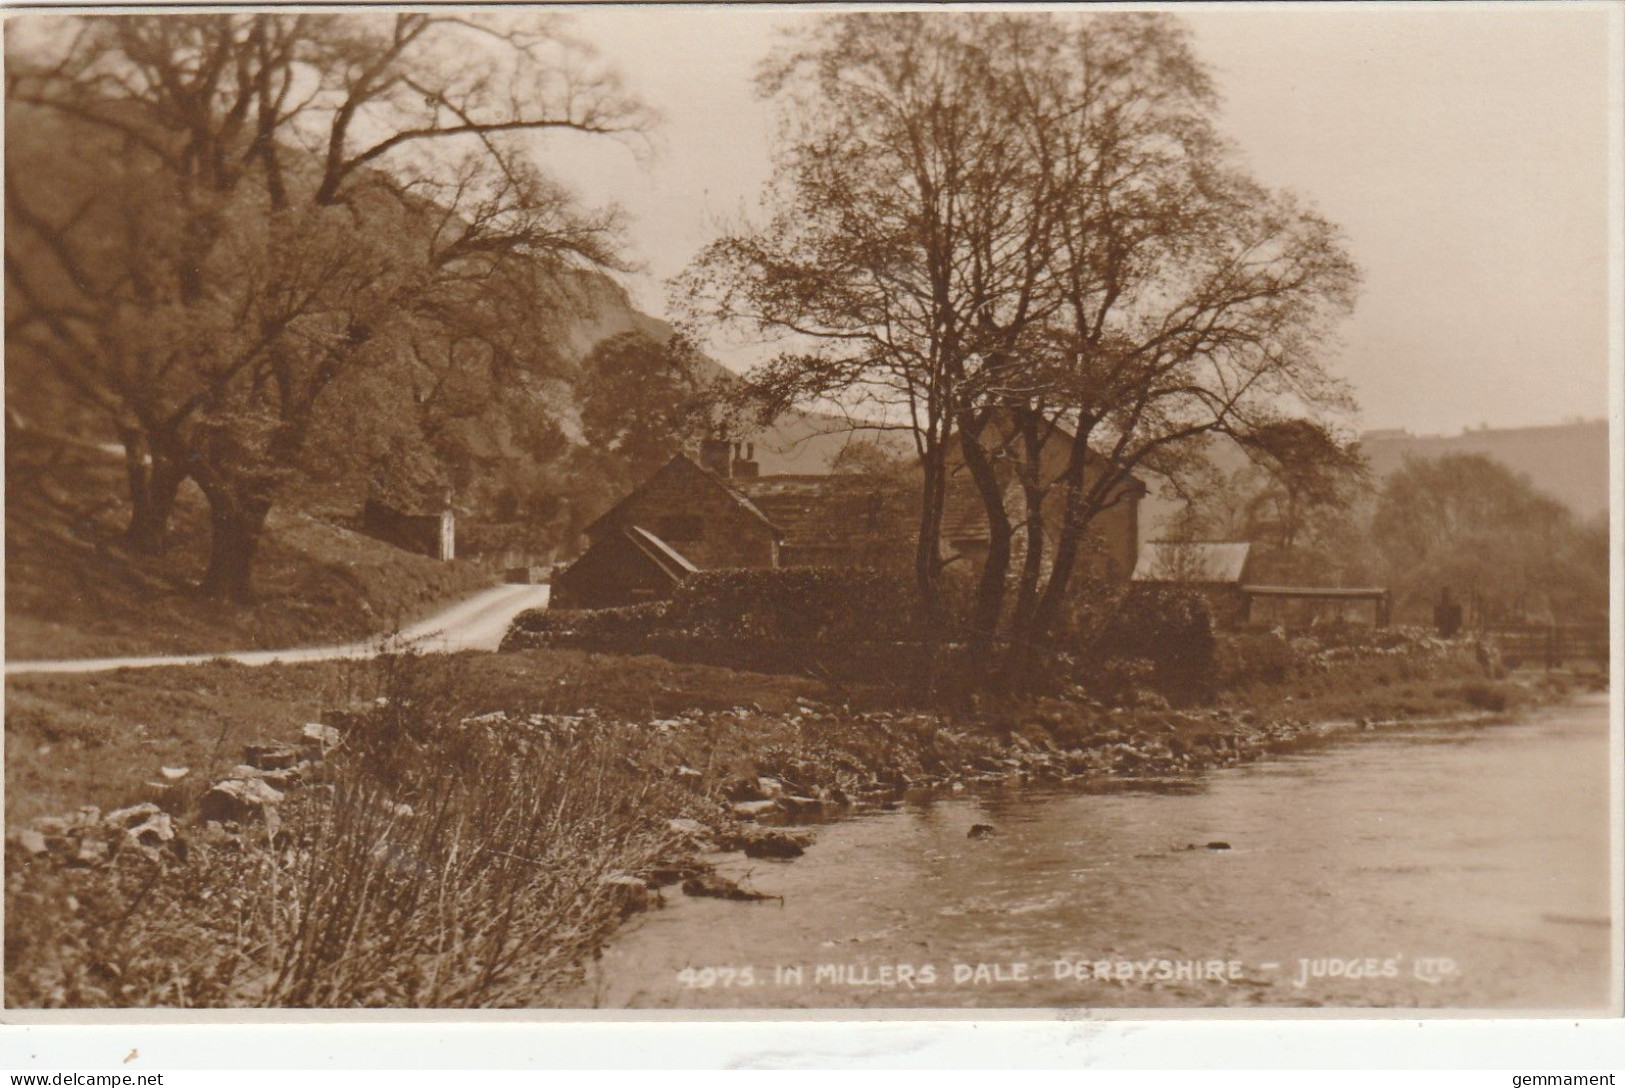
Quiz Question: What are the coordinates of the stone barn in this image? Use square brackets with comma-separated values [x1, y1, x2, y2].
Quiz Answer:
[551, 435, 1145, 610]
[551, 445, 779, 608]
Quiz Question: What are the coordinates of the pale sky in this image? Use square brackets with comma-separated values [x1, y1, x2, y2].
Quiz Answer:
[539, 5, 1617, 437]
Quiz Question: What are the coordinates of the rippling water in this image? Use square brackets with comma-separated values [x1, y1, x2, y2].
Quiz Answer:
[575, 697, 1615, 1011]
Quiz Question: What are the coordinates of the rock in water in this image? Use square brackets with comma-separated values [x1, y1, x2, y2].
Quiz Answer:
[680, 872, 777, 902]
[644, 858, 710, 888]
[779, 795, 824, 816]
[1206, 841, 1231, 851]
[599, 873, 655, 917]
[967, 824, 998, 840]
[742, 832, 805, 860]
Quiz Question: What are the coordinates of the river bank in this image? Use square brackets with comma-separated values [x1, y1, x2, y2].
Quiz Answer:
[4, 629, 1601, 1007]
[580, 696, 1614, 1011]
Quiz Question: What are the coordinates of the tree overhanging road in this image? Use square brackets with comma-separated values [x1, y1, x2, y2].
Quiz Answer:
[4, 583, 551, 676]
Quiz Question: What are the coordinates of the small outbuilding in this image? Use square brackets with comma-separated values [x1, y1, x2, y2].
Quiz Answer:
[1132, 541, 1253, 626]
[360, 497, 455, 561]
[1132, 541, 1391, 628]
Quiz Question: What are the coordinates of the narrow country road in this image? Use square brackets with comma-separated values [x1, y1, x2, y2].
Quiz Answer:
[4, 583, 551, 677]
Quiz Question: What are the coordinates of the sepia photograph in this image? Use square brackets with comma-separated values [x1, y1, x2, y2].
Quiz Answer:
[1, 2, 1618, 1018]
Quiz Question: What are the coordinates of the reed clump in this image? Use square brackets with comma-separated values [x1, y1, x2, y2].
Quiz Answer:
[7, 654, 678, 1008]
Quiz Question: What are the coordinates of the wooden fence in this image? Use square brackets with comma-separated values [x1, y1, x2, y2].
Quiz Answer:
[1483, 623, 1610, 668]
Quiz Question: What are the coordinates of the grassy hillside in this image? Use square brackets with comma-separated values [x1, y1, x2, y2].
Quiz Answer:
[5, 430, 495, 661]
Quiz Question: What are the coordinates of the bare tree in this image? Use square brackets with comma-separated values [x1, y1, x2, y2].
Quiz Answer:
[678, 13, 1062, 640]
[6, 13, 648, 597]
[682, 12, 1360, 689]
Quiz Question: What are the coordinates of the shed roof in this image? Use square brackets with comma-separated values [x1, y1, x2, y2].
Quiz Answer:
[1240, 584, 1388, 601]
[624, 525, 699, 582]
[1132, 541, 1252, 584]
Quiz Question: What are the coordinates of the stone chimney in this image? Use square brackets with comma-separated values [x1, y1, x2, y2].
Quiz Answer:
[699, 436, 732, 477]
[731, 441, 760, 479]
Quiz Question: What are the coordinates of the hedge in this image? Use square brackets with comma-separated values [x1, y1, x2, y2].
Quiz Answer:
[501, 568, 925, 682]
[501, 600, 670, 647]
[664, 567, 920, 643]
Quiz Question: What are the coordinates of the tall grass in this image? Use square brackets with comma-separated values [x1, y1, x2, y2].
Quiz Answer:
[7, 653, 678, 1008]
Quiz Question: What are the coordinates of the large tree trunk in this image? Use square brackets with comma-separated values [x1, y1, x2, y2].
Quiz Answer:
[1002, 413, 1058, 693]
[1003, 486, 1051, 693]
[199, 490, 272, 601]
[1006, 413, 1047, 638]
[955, 420, 1013, 682]
[122, 431, 186, 556]
[1013, 429, 1109, 685]
[912, 438, 950, 699]
[1032, 447, 1119, 641]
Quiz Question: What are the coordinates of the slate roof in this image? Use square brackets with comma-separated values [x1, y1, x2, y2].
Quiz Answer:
[1132, 541, 1252, 584]
[583, 454, 778, 541]
[727, 474, 913, 555]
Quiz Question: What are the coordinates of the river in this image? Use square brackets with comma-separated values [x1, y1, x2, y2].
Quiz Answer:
[575, 696, 1615, 1011]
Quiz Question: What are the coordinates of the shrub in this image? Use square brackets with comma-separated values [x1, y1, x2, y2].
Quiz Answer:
[263, 668, 673, 1006]
[1214, 629, 1300, 691]
[499, 570, 925, 683]
[1458, 680, 1516, 713]
[1086, 656, 1158, 705]
[1087, 585, 1216, 701]
[1053, 569, 1131, 648]
[665, 567, 919, 643]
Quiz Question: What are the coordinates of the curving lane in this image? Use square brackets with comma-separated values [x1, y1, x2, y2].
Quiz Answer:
[5, 583, 550, 676]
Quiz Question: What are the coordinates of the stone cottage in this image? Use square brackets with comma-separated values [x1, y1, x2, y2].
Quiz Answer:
[551, 433, 1144, 610]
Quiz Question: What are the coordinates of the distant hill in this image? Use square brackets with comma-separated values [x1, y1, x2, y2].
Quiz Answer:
[557, 271, 686, 363]
[1134, 418, 1613, 538]
[741, 413, 911, 475]
[1359, 419, 1609, 521]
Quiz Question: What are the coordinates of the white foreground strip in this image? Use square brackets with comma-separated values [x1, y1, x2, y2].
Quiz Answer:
[4, 583, 550, 676]
[0, 1066, 1621, 1085]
